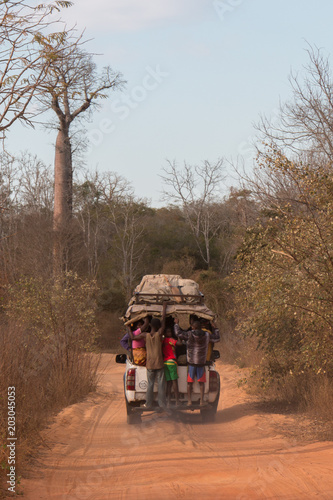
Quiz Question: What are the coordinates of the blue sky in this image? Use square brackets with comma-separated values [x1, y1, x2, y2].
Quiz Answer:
[7, 0, 333, 206]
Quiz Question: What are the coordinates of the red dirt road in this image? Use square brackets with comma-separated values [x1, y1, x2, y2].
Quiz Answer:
[22, 354, 333, 499]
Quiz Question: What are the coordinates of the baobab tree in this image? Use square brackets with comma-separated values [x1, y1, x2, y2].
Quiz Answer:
[0, 0, 73, 135]
[37, 44, 125, 272]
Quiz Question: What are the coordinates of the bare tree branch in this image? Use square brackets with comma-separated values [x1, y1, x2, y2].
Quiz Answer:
[0, 0, 73, 134]
[161, 158, 225, 267]
[256, 44, 333, 163]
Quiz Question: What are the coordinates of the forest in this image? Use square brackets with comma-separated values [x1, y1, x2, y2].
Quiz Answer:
[1, 1, 333, 492]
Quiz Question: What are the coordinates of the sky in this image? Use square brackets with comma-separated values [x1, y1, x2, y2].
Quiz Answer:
[7, 0, 333, 206]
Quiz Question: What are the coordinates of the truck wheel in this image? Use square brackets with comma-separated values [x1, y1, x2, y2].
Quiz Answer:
[201, 396, 219, 423]
[126, 401, 142, 424]
[200, 409, 216, 423]
[127, 412, 142, 425]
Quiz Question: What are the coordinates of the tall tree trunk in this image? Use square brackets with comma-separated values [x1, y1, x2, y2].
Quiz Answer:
[53, 124, 72, 274]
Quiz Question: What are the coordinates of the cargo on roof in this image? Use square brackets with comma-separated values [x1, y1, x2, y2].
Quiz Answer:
[123, 274, 216, 325]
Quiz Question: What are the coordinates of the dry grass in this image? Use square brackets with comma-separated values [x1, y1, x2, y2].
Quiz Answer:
[302, 375, 333, 425]
[0, 321, 100, 496]
[220, 324, 264, 368]
[239, 352, 333, 439]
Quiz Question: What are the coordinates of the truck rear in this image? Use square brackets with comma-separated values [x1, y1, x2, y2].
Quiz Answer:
[116, 274, 220, 423]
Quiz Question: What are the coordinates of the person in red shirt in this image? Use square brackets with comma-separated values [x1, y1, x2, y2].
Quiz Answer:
[162, 326, 181, 407]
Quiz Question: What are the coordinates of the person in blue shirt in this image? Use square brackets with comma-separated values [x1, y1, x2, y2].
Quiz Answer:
[120, 330, 131, 351]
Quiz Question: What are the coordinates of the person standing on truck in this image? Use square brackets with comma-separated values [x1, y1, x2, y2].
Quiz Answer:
[134, 302, 168, 410]
[162, 327, 181, 407]
[200, 319, 221, 362]
[131, 318, 149, 366]
[120, 329, 131, 352]
[174, 318, 210, 407]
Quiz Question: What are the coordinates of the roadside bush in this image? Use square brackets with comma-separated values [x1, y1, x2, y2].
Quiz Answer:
[0, 272, 100, 493]
[233, 149, 333, 429]
[303, 375, 333, 423]
[193, 269, 241, 362]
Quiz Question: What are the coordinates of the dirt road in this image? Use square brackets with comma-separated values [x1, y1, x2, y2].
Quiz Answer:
[22, 354, 333, 499]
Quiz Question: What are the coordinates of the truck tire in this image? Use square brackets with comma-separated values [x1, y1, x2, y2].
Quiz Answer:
[126, 400, 142, 424]
[127, 412, 142, 425]
[201, 393, 219, 423]
[200, 408, 216, 423]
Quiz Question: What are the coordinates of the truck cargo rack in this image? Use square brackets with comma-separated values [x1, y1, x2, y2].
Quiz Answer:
[134, 291, 205, 305]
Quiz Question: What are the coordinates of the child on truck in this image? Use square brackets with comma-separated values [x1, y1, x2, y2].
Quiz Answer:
[162, 327, 181, 407]
[200, 318, 221, 362]
[174, 317, 210, 406]
[131, 318, 149, 366]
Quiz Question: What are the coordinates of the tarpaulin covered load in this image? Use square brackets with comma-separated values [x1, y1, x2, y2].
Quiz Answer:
[128, 274, 203, 305]
[123, 274, 216, 325]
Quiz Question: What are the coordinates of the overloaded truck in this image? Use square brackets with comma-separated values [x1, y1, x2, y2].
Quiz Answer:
[116, 274, 220, 424]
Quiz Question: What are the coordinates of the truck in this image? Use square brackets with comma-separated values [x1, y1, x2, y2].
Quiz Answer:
[116, 274, 221, 424]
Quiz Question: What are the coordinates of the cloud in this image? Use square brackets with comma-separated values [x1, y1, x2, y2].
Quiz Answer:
[63, 0, 209, 32]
